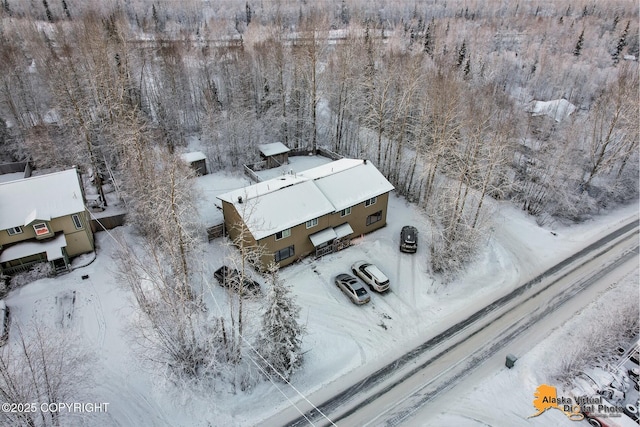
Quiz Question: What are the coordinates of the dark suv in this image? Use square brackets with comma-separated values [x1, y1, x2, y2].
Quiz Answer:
[400, 226, 418, 253]
[214, 266, 261, 296]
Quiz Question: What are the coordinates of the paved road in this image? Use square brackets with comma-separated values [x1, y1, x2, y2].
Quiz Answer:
[350, 223, 639, 426]
[268, 218, 638, 427]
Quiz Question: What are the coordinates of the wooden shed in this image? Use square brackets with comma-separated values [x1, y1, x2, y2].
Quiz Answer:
[258, 142, 290, 169]
[180, 152, 208, 176]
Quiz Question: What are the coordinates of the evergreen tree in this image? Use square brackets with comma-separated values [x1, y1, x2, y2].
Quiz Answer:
[61, 0, 70, 19]
[457, 40, 467, 67]
[611, 15, 619, 32]
[245, 2, 252, 25]
[424, 20, 434, 56]
[612, 21, 630, 65]
[256, 263, 305, 382]
[42, 0, 53, 22]
[340, 0, 350, 25]
[2, 0, 11, 16]
[152, 4, 161, 32]
[573, 29, 584, 57]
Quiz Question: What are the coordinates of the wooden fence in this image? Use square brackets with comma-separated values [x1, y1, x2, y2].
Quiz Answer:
[90, 213, 126, 232]
[207, 223, 225, 241]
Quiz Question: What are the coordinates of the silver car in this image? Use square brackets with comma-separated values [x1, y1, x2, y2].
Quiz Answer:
[335, 274, 370, 305]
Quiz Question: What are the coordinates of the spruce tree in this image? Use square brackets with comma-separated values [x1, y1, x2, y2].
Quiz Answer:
[61, 0, 70, 19]
[2, 0, 11, 16]
[256, 264, 305, 382]
[245, 2, 252, 25]
[424, 20, 434, 56]
[573, 29, 584, 57]
[457, 40, 467, 67]
[612, 21, 630, 65]
[43, 0, 53, 22]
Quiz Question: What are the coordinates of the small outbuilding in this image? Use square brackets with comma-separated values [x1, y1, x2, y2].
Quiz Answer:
[258, 142, 290, 169]
[180, 152, 208, 176]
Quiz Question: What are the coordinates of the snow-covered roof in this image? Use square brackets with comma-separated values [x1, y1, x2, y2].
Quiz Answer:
[0, 233, 67, 262]
[222, 179, 336, 240]
[258, 142, 290, 157]
[297, 158, 363, 180]
[217, 159, 394, 240]
[307, 159, 395, 211]
[0, 169, 86, 230]
[180, 151, 207, 163]
[334, 222, 353, 239]
[309, 228, 338, 247]
[527, 99, 576, 122]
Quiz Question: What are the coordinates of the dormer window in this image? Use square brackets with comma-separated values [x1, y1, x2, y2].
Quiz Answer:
[33, 223, 50, 236]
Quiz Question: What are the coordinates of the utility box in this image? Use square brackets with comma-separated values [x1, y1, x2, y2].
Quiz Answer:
[506, 354, 518, 369]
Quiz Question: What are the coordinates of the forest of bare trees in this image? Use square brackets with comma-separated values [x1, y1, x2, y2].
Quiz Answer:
[0, 0, 637, 276]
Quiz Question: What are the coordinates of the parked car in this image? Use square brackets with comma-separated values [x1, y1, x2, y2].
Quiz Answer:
[400, 225, 418, 253]
[335, 274, 370, 305]
[214, 266, 261, 296]
[351, 261, 390, 293]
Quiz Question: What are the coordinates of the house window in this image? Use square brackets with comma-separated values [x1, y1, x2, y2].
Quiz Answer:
[33, 223, 50, 236]
[340, 207, 351, 217]
[72, 214, 83, 230]
[274, 245, 295, 262]
[366, 211, 382, 226]
[275, 228, 291, 241]
[7, 226, 22, 236]
[306, 218, 318, 229]
[364, 197, 377, 207]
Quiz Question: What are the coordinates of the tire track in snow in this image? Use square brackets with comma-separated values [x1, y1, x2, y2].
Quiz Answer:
[87, 278, 106, 347]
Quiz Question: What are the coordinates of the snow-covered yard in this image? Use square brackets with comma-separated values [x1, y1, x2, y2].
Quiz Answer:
[3, 160, 638, 426]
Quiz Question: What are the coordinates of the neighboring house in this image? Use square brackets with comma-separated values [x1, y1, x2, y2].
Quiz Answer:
[218, 158, 394, 269]
[180, 151, 208, 176]
[0, 168, 94, 275]
[258, 142, 290, 169]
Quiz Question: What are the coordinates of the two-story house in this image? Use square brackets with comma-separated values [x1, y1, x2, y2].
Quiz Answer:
[217, 158, 394, 269]
[0, 168, 95, 275]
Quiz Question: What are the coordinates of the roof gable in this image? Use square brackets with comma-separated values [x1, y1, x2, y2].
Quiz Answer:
[218, 159, 394, 240]
[0, 169, 86, 230]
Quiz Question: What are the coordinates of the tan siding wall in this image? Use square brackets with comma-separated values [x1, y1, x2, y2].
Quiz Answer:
[1, 225, 38, 246]
[1, 211, 94, 258]
[222, 201, 259, 247]
[255, 191, 391, 268]
[347, 192, 390, 236]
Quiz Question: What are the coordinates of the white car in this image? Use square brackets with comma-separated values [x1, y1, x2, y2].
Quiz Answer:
[351, 261, 390, 293]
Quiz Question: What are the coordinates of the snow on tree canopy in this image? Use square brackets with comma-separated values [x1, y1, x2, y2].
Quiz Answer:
[217, 159, 394, 240]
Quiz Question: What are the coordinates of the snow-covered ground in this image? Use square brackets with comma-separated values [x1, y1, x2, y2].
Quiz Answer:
[423, 267, 639, 427]
[3, 158, 639, 426]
